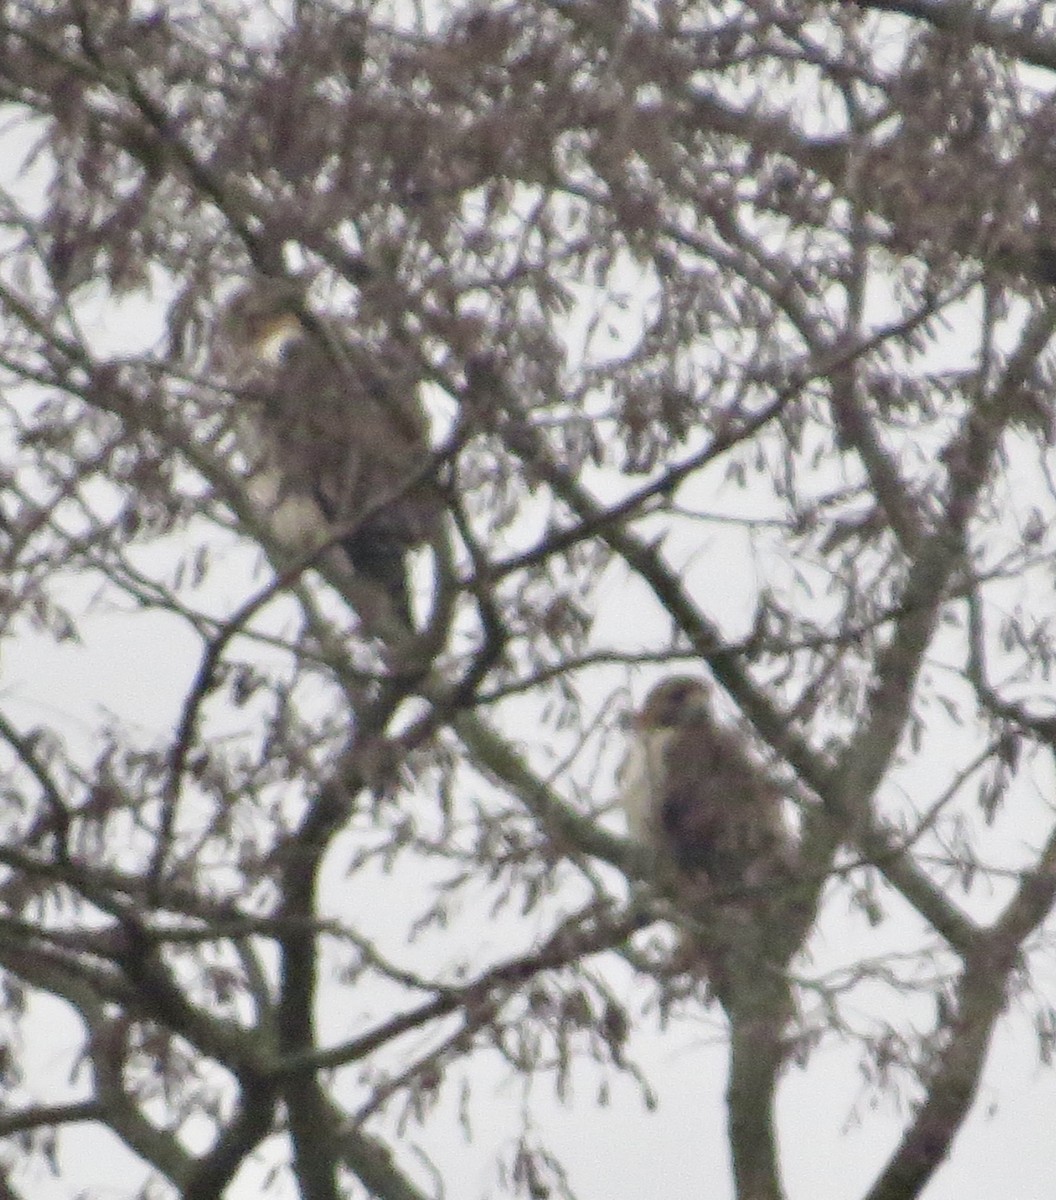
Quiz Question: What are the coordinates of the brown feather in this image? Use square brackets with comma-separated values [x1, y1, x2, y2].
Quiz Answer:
[659, 717, 789, 888]
[620, 676, 801, 1002]
[220, 281, 441, 625]
[623, 676, 793, 892]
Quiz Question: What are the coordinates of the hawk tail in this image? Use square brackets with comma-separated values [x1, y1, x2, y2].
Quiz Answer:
[341, 534, 414, 628]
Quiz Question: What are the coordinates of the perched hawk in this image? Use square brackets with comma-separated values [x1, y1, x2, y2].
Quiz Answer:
[219, 279, 440, 627]
[618, 676, 792, 893]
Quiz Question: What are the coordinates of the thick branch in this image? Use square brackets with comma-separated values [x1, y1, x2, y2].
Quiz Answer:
[180, 1077, 278, 1200]
[854, 0, 1056, 75]
[863, 940, 1011, 1200]
[726, 992, 789, 1200]
[276, 762, 359, 1200]
[0, 1100, 103, 1137]
[86, 1009, 195, 1187]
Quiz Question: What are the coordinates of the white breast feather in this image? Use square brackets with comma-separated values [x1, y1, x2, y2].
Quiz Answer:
[246, 469, 330, 546]
[617, 727, 676, 845]
[237, 412, 331, 549]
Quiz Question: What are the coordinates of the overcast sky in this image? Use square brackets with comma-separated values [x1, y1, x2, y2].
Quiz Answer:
[5, 5, 1056, 1196]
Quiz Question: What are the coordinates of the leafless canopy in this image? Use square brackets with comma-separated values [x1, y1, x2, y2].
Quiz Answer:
[2, 3, 1056, 1200]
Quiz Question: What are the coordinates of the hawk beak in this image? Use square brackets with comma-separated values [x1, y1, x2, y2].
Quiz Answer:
[251, 312, 302, 362]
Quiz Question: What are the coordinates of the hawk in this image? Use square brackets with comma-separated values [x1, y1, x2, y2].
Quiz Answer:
[218, 278, 440, 628]
[618, 675, 792, 894]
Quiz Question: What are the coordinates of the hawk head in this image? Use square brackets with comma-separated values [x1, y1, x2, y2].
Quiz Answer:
[635, 676, 710, 731]
[222, 278, 305, 362]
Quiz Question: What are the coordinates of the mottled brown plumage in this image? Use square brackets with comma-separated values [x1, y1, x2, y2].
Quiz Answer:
[619, 676, 792, 893]
[220, 280, 440, 626]
[618, 676, 798, 997]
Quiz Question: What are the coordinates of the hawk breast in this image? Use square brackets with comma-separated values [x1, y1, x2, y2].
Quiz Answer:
[618, 726, 677, 846]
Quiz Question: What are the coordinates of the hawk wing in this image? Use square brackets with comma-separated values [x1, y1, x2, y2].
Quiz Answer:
[659, 718, 791, 889]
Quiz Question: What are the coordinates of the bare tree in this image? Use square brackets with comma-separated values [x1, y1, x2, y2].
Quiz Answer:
[2, 3, 1056, 1199]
